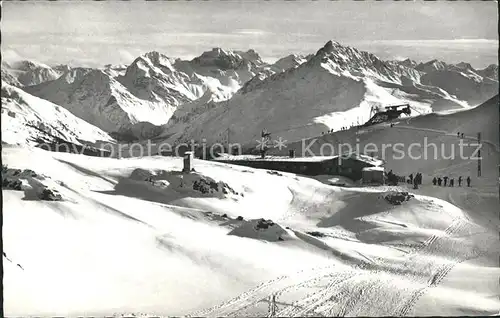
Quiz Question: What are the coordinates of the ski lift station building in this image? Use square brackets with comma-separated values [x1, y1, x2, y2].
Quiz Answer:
[213, 152, 385, 182]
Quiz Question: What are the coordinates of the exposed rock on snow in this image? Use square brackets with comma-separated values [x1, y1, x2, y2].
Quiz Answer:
[2, 178, 24, 191]
[130, 168, 241, 199]
[37, 187, 63, 201]
[192, 178, 237, 196]
[228, 218, 290, 242]
[2, 165, 63, 201]
[306, 231, 328, 238]
[384, 191, 414, 205]
[2, 169, 35, 191]
[266, 170, 283, 176]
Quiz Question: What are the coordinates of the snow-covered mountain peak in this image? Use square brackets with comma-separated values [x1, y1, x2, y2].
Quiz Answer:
[189, 47, 266, 71]
[234, 49, 267, 67]
[313, 40, 377, 66]
[240, 40, 422, 96]
[415, 59, 449, 73]
[142, 51, 177, 72]
[53, 64, 72, 74]
[271, 54, 309, 72]
[61, 67, 98, 84]
[191, 47, 246, 70]
[124, 52, 177, 79]
[10, 60, 52, 72]
[455, 62, 474, 71]
[305, 40, 420, 84]
[1, 60, 65, 87]
[477, 64, 498, 80]
[317, 40, 342, 53]
[396, 58, 418, 68]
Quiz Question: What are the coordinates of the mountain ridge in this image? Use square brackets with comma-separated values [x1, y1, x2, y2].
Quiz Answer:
[4, 41, 498, 146]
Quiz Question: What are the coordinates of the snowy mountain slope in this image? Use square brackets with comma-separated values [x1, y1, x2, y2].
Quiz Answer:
[420, 70, 498, 106]
[476, 64, 498, 81]
[117, 51, 204, 102]
[3, 134, 498, 316]
[24, 64, 194, 133]
[411, 59, 499, 104]
[165, 40, 487, 149]
[1, 82, 113, 146]
[415, 59, 450, 73]
[111, 49, 273, 141]
[271, 94, 499, 190]
[415, 59, 493, 79]
[190, 95, 499, 317]
[145, 48, 494, 147]
[1, 60, 64, 87]
[119, 51, 313, 143]
[1, 63, 22, 87]
[22, 50, 277, 137]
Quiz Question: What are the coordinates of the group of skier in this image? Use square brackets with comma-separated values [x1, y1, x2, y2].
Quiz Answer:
[322, 125, 355, 135]
[386, 170, 400, 185]
[407, 173, 422, 189]
[457, 132, 465, 139]
[432, 175, 471, 187]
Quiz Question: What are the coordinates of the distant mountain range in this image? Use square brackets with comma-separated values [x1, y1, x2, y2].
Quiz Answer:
[2, 40, 498, 148]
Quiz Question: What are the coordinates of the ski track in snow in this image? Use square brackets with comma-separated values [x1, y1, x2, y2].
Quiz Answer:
[195, 211, 493, 317]
[393, 219, 490, 316]
[189, 264, 340, 317]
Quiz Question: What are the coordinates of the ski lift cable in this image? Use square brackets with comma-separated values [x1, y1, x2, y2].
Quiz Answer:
[408, 105, 424, 115]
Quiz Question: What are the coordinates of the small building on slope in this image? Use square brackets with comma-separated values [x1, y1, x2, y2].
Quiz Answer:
[361, 166, 385, 185]
[212, 152, 385, 182]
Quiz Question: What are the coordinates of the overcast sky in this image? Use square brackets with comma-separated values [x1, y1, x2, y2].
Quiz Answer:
[2, 1, 498, 68]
